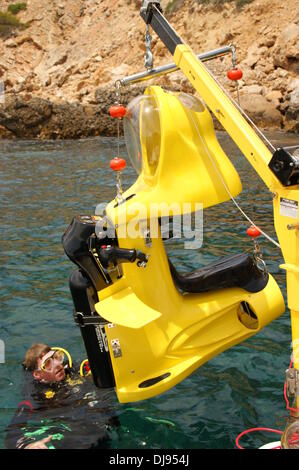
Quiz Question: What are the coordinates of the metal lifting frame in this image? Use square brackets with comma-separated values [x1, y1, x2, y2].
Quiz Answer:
[117, 46, 236, 86]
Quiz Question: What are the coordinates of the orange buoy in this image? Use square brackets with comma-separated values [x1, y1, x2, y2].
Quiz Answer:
[247, 225, 262, 238]
[109, 105, 126, 118]
[110, 157, 126, 171]
[227, 68, 243, 81]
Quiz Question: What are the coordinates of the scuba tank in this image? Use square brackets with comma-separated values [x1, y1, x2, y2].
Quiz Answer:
[63, 215, 115, 389]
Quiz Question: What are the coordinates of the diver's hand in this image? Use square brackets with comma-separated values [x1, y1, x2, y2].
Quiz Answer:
[24, 436, 53, 449]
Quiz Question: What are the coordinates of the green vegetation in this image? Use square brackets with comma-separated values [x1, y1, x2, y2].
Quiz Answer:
[235, 0, 253, 6]
[197, 0, 253, 6]
[165, 0, 184, 15]
[166, 0, 253, 15]
[0, 9, 28, 37]
[0, 11, 23, 28]
[7, 2, 27, 15]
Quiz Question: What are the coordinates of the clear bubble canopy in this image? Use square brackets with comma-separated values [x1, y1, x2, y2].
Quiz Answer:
[123, 92, 206, 176]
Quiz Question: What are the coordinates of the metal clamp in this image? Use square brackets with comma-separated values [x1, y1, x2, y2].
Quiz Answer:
[137, 254, 150, 268]
[255, 256, 267, 275]
[74, 311, 108, 328]
[253, 241, 267, 275]
[286, 368, 299, 397]
[141, 0, 161, 15]
[88, 235, 110, 285]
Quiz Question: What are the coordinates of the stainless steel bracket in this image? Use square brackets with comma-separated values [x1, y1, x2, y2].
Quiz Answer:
[74, 311, 108, 328]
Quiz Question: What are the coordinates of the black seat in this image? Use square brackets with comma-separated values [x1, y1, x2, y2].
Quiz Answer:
[168, 252, 269, 294]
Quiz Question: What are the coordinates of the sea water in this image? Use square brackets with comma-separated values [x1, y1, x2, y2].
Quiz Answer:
[0, 132, 298, 449]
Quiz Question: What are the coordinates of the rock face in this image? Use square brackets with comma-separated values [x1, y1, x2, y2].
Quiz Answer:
[238, 93, 283, 128]
[0, 93, 107, 138]
[0, 0, 298, 138]
[273, 24, 299, 74]
[0, 96, 53, 138]
[0, 86, 152, 138]
[285, 81, 299, 132]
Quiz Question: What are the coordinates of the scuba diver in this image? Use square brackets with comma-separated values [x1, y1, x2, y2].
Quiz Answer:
[5, 343, 119, 449]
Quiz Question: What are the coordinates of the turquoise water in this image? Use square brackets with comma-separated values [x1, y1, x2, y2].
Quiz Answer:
[0, 132, 298, 449]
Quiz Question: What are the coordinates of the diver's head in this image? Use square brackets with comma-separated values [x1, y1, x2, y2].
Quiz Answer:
[24, 343, 66, 383]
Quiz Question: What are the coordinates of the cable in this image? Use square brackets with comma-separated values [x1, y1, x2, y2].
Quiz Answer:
[235, 427, 283, 449]
[187, 54, 283, 249]
[187, 110, 281, 249]
[235, 358, 299, 449]
[203, 61, 276, 152]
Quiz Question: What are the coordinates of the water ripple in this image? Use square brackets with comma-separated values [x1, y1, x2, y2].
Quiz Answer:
[0, 134, 296, 449]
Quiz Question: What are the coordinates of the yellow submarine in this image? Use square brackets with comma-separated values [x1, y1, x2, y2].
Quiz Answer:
[63, 1, 299, 427]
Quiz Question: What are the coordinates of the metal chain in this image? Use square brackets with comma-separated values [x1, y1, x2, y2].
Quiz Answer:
[229, 44, 241, 106]
[114, 80, 121, 105]
[114, 80, 122, 158]
[144, 25, 154, 70]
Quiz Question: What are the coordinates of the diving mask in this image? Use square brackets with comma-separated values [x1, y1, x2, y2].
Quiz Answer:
[40, 347, 72, 372]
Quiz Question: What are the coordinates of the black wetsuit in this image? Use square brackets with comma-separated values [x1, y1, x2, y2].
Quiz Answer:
[5, 368, 119, 449]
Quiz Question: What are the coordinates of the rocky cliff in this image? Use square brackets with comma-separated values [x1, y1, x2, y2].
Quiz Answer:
[0, 0, 298, 139]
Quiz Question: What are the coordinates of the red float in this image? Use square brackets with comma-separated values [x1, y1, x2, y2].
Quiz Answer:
[247, 225, 262, 238]
[109, 105, 126, 118]
[227, 68, 243, 81]
[110, 157, 126, 171]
